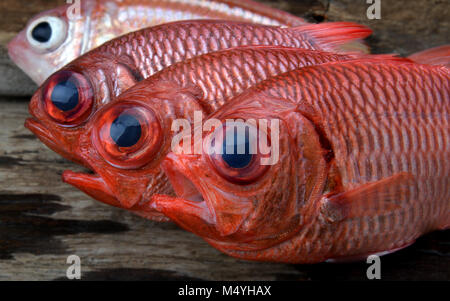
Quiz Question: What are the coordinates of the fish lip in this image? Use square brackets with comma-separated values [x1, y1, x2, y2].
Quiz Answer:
[25, 117, 80, 164]
[62, 169, 116, 205]
[152, 153, 216, 222]
[161, 153, 205, 204]
[25, 117, 58, 151]
[7, 34, 47, 84]
[25, 118, 115, 204]
[7, 34, 26, 65]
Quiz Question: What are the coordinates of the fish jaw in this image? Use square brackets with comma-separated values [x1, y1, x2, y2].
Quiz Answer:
[62, 158, 171, 213]
[24, 117, 83, 165]
[151, 152, 252, 238]
[62, 168, 140, 209]
[62, 170, 120, 208]
[151, 153, 218, 236]
[62, 167, 178, 222]
[161, 154, 205, 204]
[24, 118, 58, 153]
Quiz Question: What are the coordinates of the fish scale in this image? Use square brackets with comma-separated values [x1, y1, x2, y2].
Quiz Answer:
[147, 47, 352, 113]
[219, 61, 449, 262]
[26, 19, 372, 174]
[38, 46, 372, 219]
[8, 0, 312, 84]
[95, 21, 323, 79]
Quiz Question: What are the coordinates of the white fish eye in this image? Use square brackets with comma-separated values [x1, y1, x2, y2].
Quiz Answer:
[26, 16, 67, 51]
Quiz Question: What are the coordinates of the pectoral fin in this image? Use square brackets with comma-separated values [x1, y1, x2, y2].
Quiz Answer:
[320, 172, 416, 223]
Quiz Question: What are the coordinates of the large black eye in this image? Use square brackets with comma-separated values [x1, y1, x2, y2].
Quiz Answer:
[31, 22, 52, 43]
[51, 80, 79, 111]
[43, 70, 94, 126]
[207, 121, 270, 185]
[222, 129, 253, 169]
[26, 16, 67, 51]
[110, 114, 142, 147]
[94, 102, 162, 169]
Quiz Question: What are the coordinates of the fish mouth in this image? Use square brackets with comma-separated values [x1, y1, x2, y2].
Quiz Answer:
[152, 154, 249, 238]
[7, 34, 49, 84]
[25, 118, 119, 207]
[163, 156, 204, 203]
[25, 117, 84, 166]
[25, 118, 60, 154]
[62, 169, 119, 208]
[64, 169, 171, 220]
[151, 153, 215, 224]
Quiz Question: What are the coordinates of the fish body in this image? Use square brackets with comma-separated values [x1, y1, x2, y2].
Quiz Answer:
[7, 0, 308, 84]
[56, 46, 372, 219]
[151, 59, 449, 263]
[24, 20, 371, 197]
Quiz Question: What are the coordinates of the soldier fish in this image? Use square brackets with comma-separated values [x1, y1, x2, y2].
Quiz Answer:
[54, 46, 383, 219]
[24, 19, 371, 184]
[150, 59, 449, 263]
[7, 0, 310, 84]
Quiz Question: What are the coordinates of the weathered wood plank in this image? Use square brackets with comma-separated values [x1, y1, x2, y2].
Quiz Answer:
[0, 99, 448, 280]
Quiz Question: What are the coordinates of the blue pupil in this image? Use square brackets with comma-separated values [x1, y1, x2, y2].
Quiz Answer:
[51, 80, 79, 111]
[221, 129, 253, 169]
[32, 22, 52, 43]
[110, 114, 142, 148]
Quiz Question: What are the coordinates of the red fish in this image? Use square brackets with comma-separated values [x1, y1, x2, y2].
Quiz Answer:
[24, 20, 371, 198]
[57, 46, 378, 220]
[7, 0, 309, 84]
[150, 59, 449, 263]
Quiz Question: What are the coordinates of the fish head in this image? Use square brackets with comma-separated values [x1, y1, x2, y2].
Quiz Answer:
[25, 51, 142, 168]
[152, 92, 329, 251]
[60, 82, 205, 211]
[7, 1, 96, 84]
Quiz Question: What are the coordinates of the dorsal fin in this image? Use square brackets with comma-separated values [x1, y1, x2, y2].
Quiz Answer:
[289, 22, 372, 54]
[408, 45, 450, 67]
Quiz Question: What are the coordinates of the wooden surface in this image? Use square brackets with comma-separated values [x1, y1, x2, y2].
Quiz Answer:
[0, 0, 449, 281]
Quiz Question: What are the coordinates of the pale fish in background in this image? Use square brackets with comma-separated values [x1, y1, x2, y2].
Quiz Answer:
[7, 0, 307, 84]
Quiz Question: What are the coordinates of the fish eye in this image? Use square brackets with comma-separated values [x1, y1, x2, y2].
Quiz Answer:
[26, 16, 67, 51]
[31, 22, 52, 43]
[221, 129, 253, 169]
[110, 114, 142, 148]
[207, 121, 269, 184]
[51, 80, 79, 111]
[42, 70, 94, 126]
[93, 102, 163, 169]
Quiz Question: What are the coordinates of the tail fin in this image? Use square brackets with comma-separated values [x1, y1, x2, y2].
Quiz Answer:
[291, 22, 372, 54]
[408, 45, 450, 67]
